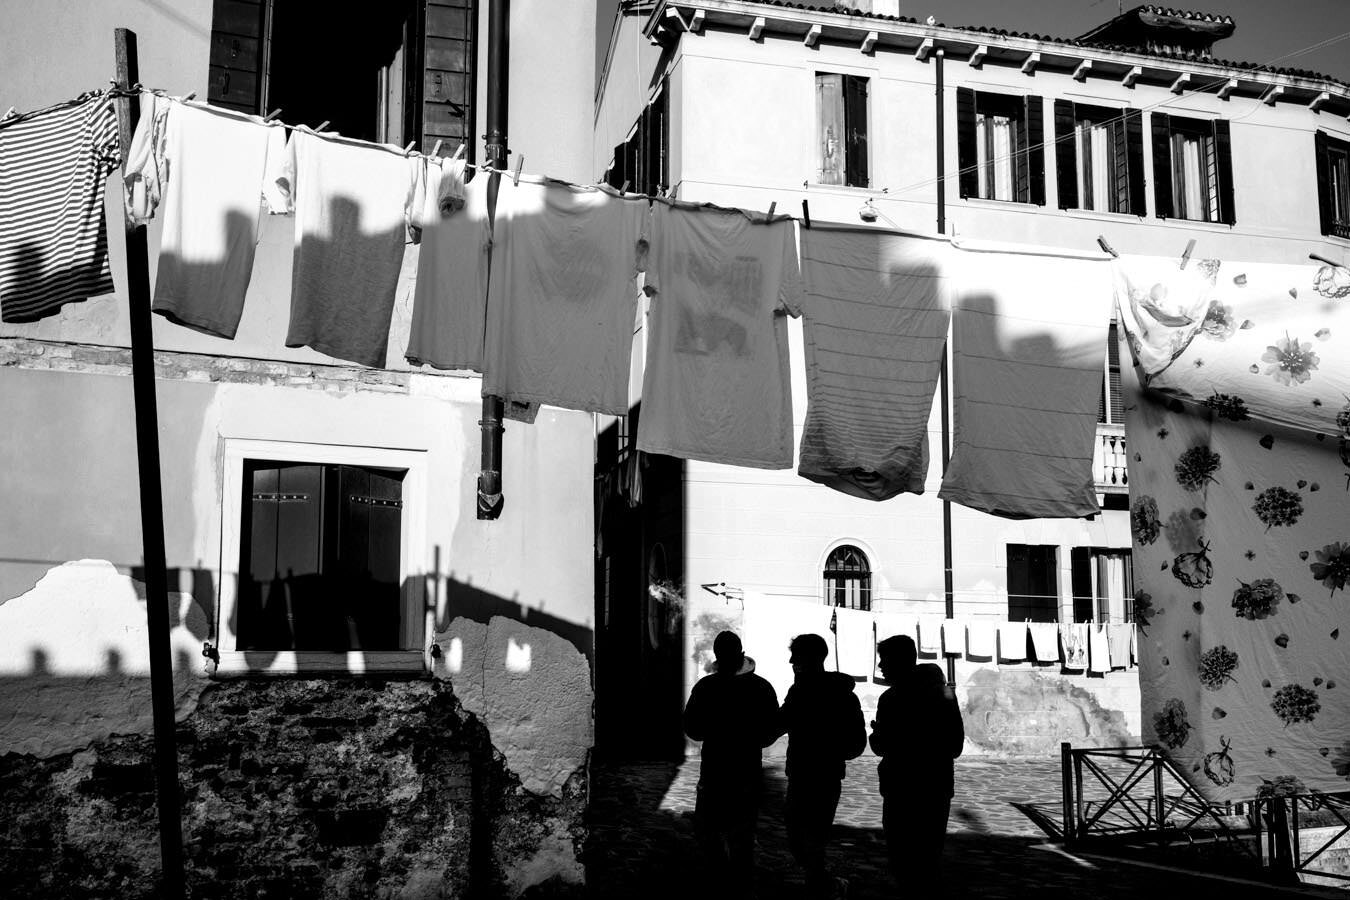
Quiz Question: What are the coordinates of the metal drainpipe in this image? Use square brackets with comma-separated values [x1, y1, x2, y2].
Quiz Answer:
[935, 48, 957, 688]
[478, 0, 508, 519]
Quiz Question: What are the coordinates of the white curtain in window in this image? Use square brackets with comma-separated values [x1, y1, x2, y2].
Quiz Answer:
[978, 114, 1014, 200]
[1076, 122, 1112, 211]
[1177, 134, 1204, 220]
[1095, 552, 1128, 624]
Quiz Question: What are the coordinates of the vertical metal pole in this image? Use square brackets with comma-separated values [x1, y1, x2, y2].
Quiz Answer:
[1060, 742, 1075, 843]
[934, 48, 956, 687]
[477, 0, 508, 520]
[113, 27, 185, 899]
[1153, 750, 1165, 842]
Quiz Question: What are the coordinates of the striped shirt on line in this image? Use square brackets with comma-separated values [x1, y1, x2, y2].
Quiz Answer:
[0, 93, 121, 324]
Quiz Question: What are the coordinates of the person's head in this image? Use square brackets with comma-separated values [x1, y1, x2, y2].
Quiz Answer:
[876, 635, 917, 682]
[788, 633, 828, 675]
[713, 630, 744, 674]
[915, 662, 947, 694]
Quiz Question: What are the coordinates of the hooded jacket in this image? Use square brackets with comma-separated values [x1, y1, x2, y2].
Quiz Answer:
[777, 670, 867, 781]
[683, 656, 780, 785]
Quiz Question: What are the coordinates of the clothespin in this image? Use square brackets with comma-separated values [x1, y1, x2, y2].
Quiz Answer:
[1179, 238, 1196, 270]
[801, 199, 811, 229]
[404, 139, 418, 153]
[620, 180, 630, 195]
[182, 92, 197, 102]
[1309, 252, 1341, 267]
[2, 107, 15, 120]
[431, 139, 444, 157]
[513, 154, 524, 186]
[264, 109, 282, 122]
[314, 120, 330, 133]
[767, 201, 777, 217]
[1096, 235, 1119, 258]
[452, 143, 466, 160]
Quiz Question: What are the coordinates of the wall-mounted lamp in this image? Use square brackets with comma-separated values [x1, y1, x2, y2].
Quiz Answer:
[858, 199, 879, 223]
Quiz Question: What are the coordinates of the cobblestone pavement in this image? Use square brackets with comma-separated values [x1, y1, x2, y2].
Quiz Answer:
[585, 742, 1322, 899]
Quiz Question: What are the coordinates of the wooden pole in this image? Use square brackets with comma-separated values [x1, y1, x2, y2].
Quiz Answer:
[113, 27, 186, 899]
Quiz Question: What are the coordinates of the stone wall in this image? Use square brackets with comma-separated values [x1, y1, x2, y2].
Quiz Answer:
[0, 678, 586, 900]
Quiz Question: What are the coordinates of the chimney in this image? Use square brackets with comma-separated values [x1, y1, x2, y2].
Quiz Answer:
[834, 0, 900, 17]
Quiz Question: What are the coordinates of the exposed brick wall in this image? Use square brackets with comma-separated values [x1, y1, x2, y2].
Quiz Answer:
[0, 338, 477, 395]
[0, 678, 586, 899]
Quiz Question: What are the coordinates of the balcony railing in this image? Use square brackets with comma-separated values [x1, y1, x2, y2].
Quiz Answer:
[1094, 423, 1128, 493]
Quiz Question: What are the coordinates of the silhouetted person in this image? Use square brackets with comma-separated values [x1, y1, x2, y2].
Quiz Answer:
[775, 632, 866, 900]
[870, 636, 965, 897]
[683, 630, 780, 898]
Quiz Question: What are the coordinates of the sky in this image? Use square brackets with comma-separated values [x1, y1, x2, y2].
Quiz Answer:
[597, 0, 1350, 84]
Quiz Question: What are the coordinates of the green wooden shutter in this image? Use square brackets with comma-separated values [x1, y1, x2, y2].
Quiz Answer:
[844, 75, 869, 188]
[1111, 116, 1129, 212]
[816, 74, 845, 185]
[422, 0, 476, 159]
[1212, 119, 1235, 225]
[1014, 99, 1031, 203]
[1025, 95, 1045, 205]
[1125, 108, 1145, 216]
[207, 0, 267, 114]
[1054, 100, 1078, 209]
[1315, 131, 1334, 236]
[1151, 112, 1173, 219]
[956, 88, 977, 199]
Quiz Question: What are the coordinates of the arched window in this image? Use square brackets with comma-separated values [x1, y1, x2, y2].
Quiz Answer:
[824, 545, 871, 611]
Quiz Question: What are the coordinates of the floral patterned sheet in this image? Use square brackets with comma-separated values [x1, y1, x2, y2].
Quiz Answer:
[1120, 259, 1350, 801]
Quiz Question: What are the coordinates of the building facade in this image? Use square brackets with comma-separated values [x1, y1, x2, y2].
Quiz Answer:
[593, 0, 1350, 757]
[0, 1, 600, 896]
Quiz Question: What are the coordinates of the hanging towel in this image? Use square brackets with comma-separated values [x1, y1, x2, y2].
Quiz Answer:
[1061, 623, 1089, 669]
[1088, 623, 1111, 674]
[743, 595, 834, 692]
[637, 202, 803, 469]
[406, 161, 494, 372]
[1107, 623, 1133, 669]
[124, 97, 288, 339]
[832, 606, 874, 678]
[875, 612, 917, 644]
[939, 243, 1112, 519]
[1112, 255, 1215, 381]
[1028, 622, 1060, 663]
[997, 621, 1028, 661]
[0, 93, 120, 323]
[275, 129, 418, 367]
[481, 177, 649, 415]
[796, 226, 952, 499]
[917, 616, 943, 655]
[941, 619, 965, 656]
[966, 619, 996, 658]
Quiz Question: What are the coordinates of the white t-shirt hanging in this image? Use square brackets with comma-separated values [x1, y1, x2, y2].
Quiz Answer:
[406, 159, 494, 372]
[637, 202, 803, 469]
[481, 176, 649, 415]
[124, 97, 288, 338]
[273, 129, 418, 368]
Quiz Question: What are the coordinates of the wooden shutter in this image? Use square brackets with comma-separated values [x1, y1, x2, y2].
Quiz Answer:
[1315, 131, 1336, 236]
[1111, 116, 1129, 212]
[207, 0, 267, 114]
[422, 0, 476, 160]
[335, 466, 404, 651]
[816, 74, 845, 185]
[956, 88, 977, 199]
[1025, 95, 1045, 205]
[241, 463, 323, 650]
[844, 75, 869, 188]
[1070, 548, 1094, 624]
[1015, 98, 1031, 203]
[1125, 108, 1145, 216]
[1151, 112, 1173, 219]
[1054, 100, 1078, 209]
[1212, 119, 1235, 225]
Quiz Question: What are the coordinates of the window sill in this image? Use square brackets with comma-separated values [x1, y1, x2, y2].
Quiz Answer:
[1154, 216, 1235, 232]
[809, 182, 876, 195]
[1062, 208, 1145, 223]
[958, 196, 1042, 210]
[211, 649, 429, 678]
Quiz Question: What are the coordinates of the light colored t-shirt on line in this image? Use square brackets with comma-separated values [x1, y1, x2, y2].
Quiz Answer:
[637, 202, 803, 469]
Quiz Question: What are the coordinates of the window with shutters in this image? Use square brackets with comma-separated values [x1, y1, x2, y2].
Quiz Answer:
[1006, 544, 1058, 623]
[1315, 131, 1350, 240]
[216, 439, 427, 674]
[1150, 113, 1235, 224]
[1070, 548, 1134, 624]
[957, 89, 1045, 205]
[207, 0, 475, 155]
[1098, 323, 1124, 424]
[823, 545, 871, 612]
[604, 82, 669, 196]
[1054, 102, 1144, 215]
[815, 73, 869, 188]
